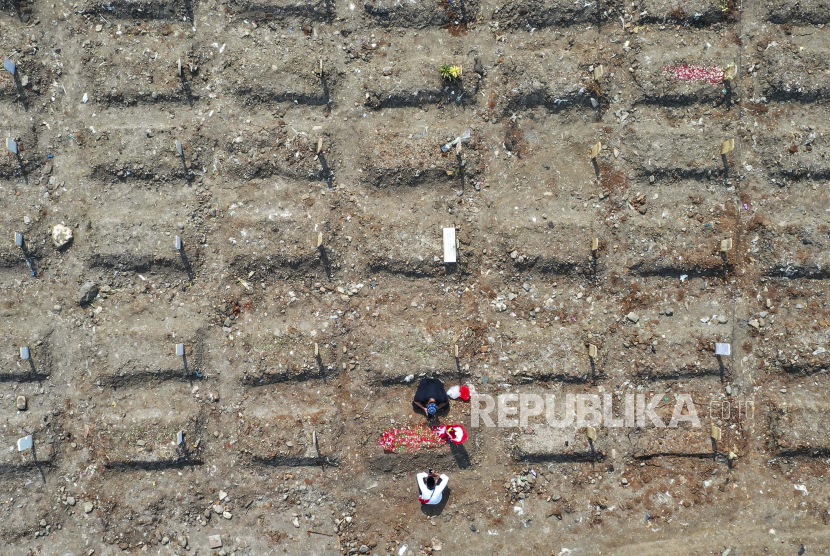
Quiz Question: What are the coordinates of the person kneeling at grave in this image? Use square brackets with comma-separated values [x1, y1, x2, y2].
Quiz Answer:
[417, 469, 449, 505]
[412, 377, 449, 417]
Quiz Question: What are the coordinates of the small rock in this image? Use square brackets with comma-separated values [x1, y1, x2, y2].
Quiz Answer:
[219, 490, 228, 501]
[213, 504, 224, 514]
[162, 536, 169, 545]
[292, 517, 300, 528]
[626, 312, 640, 323]
[178, 536, 188, 548]
[66, 496, 76, 506]
[52, 224, 73, 250]
[665, 307, 674, 316]
[16, 395, 27, 411]
[222, 511, 232, 520]
[522, 282, 531, 292]
[748, 319, 760, 329]
[718, 315, 728, 324]
[621, 478, 628, 485]
[359, 545, 369, 554]
[84, 502, 94, 514]
[40, 519, 47, 527]
[79, 282, 99, 306]
[208, 534, 223, 549]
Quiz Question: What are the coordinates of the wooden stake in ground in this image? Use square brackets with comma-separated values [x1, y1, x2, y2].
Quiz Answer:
[587, 344, 598, 359]
[720, 238, 733, 252]
[720, 138, 734, 181]
[593, 65, 604, 81]
[590, 142, 601, 179]
[443, 227, 457, 264]
[316, 232, 323, 250]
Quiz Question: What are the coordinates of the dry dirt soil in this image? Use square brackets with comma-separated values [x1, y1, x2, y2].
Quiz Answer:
[3, 0, 830, 554]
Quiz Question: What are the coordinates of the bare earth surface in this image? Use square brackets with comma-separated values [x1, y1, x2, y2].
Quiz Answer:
[3, 0, 830, 554]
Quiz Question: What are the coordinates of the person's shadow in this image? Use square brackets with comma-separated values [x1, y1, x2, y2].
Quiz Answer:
[420, 487, 450, 517]
[449, 442, 470, 469]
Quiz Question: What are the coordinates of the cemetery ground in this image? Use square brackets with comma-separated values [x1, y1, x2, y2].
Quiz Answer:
[3, 0, 830, 554]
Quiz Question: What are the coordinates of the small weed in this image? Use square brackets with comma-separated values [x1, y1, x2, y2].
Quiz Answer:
[439, 64, 462, 82]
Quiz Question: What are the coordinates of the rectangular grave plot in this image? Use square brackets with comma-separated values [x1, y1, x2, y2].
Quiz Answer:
[632, 0, 731, 25]
[217, 38, 338, 108]
[365, 227, 448, 277]
[226, 0, 334, 22]
[759, 46, 830, 104]
[0, 124, 41, 179]
[627, 42, 737, 107]
[361, 320, 462, 385]
[240, 395, 342, 466]
[0, 328, 54, 382]
[494, 0, 614, 29]
[363, 0, 480, 29]
[218, 128, 334, 182]
[764, 0, 830, 25]
[91, 410, 206, 469]
[78, 0, 191, 20]
[630, 426, 714, 459]
[363, 49, 478, 109]
[240, 335, 341, 386]
[493, 54, 602, 116]
[94, 328, 206, 387]
[358, 124, 484, 188]
[513, 427, 603, 463]
[746, 193, 830, 279]
[627, 127, 730, 182]
[771, 406, 830, 457]
[495, 225, 595, 277]
[86, 127, 208, 183]
[623, 227, 732, 279]
[0, 428, 57, 476]
[81, 42, 204, 107]
[754, 128, 830, 183]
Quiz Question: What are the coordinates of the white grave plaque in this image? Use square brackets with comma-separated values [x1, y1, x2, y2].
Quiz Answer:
[3, 58, 15, 75]
[177, 430, 184, 445]
[20, 346, 30, 360]
[15, 232, 23, 247]
[17, 435, 33, 451]
[442, 227, 457, 263]
[176, 140, 183, 156]
[175, 343, 184, 357]
[175, 236, 182, 250]
[6, 137, 18, 154]
[715, 343, 731, 356]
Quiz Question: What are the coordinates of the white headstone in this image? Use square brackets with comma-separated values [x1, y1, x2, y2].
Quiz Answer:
[17, 435, 33, 451]
[175, 343, 184, 357]
[442, 227, 457, 263]
[715, 343, 731, 356]
[6, 137, 18, 154]
[177, 59, 182, 77]
[176, 140, 183, 156]
[176, 430, 184, 445]
[3, 57, 15, 75]
[20, 346, 30, 360]
[15, 232, 23, 247]
[175, 236, 182, 250]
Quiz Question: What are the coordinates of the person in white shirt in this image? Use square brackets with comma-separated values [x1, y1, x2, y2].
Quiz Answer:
[416, 469, 449, 505]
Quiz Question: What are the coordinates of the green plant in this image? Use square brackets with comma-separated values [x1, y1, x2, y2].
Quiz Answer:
[439, 64, 462, 82]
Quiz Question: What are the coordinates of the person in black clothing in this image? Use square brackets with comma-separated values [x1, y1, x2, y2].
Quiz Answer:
[412, 377, 449, 417]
